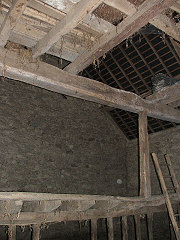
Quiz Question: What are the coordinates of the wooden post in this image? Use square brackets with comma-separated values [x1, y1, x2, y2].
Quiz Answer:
[139, 111, 151, 198]
[8, 225, 16, 240]
[32, 225, 40, 240]
[152, 153, 180, 240]
[147, 213, 153, 240]
[91, 219, 97, 240]
[122, 216, 128, 240]
[134, 215, 141, 240]
[107, 217, 114, 240]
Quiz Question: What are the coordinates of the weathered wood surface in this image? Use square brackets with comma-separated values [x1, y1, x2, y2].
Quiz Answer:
[32, 225, 40, 240]
[104, 0, 137, 15]
[139, 111, 151, 198]
[146, 82, 180, 104]
[0, 0, 28, 47]
[91, 219, 97, 240]
[147, 213, 153, 240]
[8, 225, 16, 240]
[0, 48, 180, 124]
[32, 0, 102, 58]
[64, 0, 176, 74]
[122, 216, 128, 240]
[152, 153, 180, 240]
[107, 218, 114, 240]
[134, 215, 141, 240]
[0, 193, 178, 225]
[150, 14, 180, 42]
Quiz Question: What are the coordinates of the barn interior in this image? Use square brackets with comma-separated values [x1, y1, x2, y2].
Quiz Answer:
[0, 0, 180, 239]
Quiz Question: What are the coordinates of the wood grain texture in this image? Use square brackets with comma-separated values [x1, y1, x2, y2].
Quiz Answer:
[64, 0, 176, 74]
[0, 48, 180, 124]
[0, 0, 28, 47]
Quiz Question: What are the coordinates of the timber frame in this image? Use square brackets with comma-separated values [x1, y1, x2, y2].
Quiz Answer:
[0, 0, 180, 238]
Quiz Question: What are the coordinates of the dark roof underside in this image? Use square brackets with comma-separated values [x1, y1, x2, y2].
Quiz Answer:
[82, 26, 180, 140]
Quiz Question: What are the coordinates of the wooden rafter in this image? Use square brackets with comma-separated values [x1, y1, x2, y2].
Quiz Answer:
[0, 0, 28, 47]
[0, 47, 180, 123]
[146, 82, 180, 104]
[32, 0, 102, 58]
[150, 14, 180, 42]
[104, 0, 137, 15]
[64, 0, 176, 74]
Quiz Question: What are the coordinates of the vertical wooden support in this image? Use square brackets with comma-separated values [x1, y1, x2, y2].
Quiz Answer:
[32, 225, 40, 240]
[8, 225, 16, 240]
[107, 217, 114, 240]
[122, 216, 128, 240]
[147, 213, 153, 240]
[152, 153, 180, 240]
[91, 219, 97, 240]
[134, 215, 141, 240]
[139, 111, 151, 198]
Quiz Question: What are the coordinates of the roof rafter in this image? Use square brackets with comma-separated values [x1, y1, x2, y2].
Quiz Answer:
[146, 82, 180, 104]
[0, 47, 180, 124]
[64, 0, 176, 75]
[150, 14, 180, 42]
[0, 0, 28, 47]
[32, 0, 102, 58]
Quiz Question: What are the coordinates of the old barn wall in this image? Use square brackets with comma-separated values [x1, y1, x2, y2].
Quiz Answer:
[0, 78, 127, 239]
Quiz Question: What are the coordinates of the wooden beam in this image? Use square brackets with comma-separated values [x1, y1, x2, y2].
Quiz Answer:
[139, 111, 151, 198]
[8, 225, 16, 240]
[150, 14, 180, 42]
[91, 219, 97, 240]
[107, 218, 114, 240]
[171, 2, 180, 13]
[122, 216, 128, 240]
[0, 194, 178, 225]
[146, 82, 180, 104]
[0, 48, 180, 124]
[32, 225, 40, 240]
[134, 215, 141, 240]
[147, 213, 153, 240]
[0, 0, 28, 47]
[32, 0, 102, 58]
[32, 224, 41, 240]
[104, 0, 137, 15]
[64, 0, 176, 74]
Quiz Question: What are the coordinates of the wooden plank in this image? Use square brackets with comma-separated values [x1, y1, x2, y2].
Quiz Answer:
[32, 225, 40, 240]
[0, 48, 180, 124]
[122, 216, 128, 240]
[8, 225, 16, 240]
[134, 215, 141, 240]
[32, 0, 102, 58]
[147, 213, 153, 240]
[0, 194, 178, 225]
[64, 0, 176, 74]
[146, 82, 180, 104]
[91, 219, 97, 240]
[139, 111, 151, 198]
[104, 0, 137, 15]
[171, 2, 180, 13]
[107, 218, 114, 240]
[152, 153, 180, 240]
[150, 14, 180, 42]
[0, 0, 28, 47]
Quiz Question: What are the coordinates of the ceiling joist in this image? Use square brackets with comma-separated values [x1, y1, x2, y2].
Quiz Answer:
[32, 0, 102, 58]
[0, 47, 180, 124]
[64, 0, 176, 75]
[0, 0, 28, 47]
